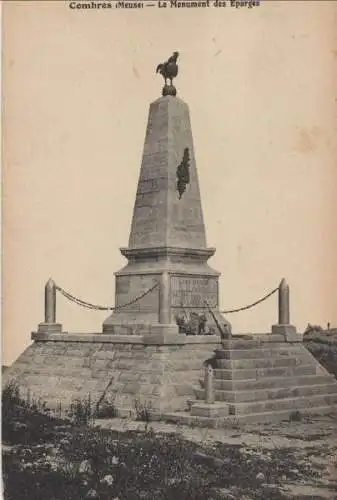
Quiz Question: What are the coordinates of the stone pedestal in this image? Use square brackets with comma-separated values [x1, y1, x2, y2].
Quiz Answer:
[271, 324, 301, 342]
[37, 322, 63, 334]
[271, 279, 299, 341]
[103, 95, 230, 336]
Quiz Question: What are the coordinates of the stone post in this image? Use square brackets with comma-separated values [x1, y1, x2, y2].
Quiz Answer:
[159, 271, 170, 325]
[278, 278, 290, 325]
[271, 278, 299, 341]
[37, 278, 63, 334]
[45, 278, 56, 323]
[204, 364, 214, 404]
[143, 272, 180, 343]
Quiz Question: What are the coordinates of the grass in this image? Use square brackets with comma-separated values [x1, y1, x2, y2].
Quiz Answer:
[2, 381, 334, 500]
[134, 399, 153, 424]
[2, 381, 67, 445]
[304, 337, 337, 379]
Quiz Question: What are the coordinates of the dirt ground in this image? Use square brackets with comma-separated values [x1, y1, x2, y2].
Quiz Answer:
[99, 413, 337, 499]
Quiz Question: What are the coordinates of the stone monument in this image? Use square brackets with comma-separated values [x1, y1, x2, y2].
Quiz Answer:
[4, 54, 337, 424]
[103, 51, 231, 339]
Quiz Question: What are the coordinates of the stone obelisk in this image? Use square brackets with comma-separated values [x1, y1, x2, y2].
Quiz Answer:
[103, 53, 230, 337]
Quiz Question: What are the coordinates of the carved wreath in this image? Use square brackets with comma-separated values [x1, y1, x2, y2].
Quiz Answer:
[176, 147, 190, 199]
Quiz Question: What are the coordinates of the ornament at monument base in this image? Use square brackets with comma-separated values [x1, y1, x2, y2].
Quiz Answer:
[175, 312, 216, 336]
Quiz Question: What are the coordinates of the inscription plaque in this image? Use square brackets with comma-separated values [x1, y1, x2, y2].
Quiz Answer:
[171, 276, 218, 308]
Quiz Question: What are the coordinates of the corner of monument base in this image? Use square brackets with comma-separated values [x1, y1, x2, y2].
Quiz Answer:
[101, 317, 154, 336]
[271, 324, 302, 342]
[143, 324, 186, 345]
[32, 331, 70, 341]
[37, 323, 63, 334]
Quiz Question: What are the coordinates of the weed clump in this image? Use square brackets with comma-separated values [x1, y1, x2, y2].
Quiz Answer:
[134, 399, 153, 423]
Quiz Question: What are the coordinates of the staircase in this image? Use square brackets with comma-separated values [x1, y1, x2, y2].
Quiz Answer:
[164, 335, 337, 427]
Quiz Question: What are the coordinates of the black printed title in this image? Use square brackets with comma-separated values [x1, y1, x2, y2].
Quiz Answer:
[68, 1, 261, 10]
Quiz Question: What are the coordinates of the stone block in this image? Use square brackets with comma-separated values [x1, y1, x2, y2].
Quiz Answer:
[166, 360, 204, 371]
[123, 383, 141, 395]
[143, 325, 183, 345]
[118, 372, 139, 383]
[138, 385, 155, 395]
[37, 323, 63, 334]
[174, 384, 197, 397]
[130, 352, 149, 361]
[190, 402, 230, 418]
[91, 359, 109, 369]
[232, 393, 337, 415]
[115, 360, 135, 370]
[213, 364, 317, 380]
[32, 332, 144, 344]
[213, 356, 308, 371]
[214, 346, 303, 360]
[152, 385, 162, 396]
[117, 351, 133, 359]
[91, 350, 116, 360]
[198, 383, 337, 404]
[271, 324, 300, 342]
[213, 374, 335, 392]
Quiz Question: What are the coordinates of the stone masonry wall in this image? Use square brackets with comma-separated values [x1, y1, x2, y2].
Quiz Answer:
[3, 339, 220, 414]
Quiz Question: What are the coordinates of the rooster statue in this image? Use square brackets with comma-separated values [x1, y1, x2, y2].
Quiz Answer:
[156, 51, 179, 96]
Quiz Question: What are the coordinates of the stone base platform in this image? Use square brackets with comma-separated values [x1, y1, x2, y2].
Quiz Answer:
[163, 335, 337, 426]
[4, 332, 337, 426]
[2, 332, 222, 415]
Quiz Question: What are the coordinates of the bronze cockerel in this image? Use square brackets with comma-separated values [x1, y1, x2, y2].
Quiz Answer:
[156, 51, 179, 87]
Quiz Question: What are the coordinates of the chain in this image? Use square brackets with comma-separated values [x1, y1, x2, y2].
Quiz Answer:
[220, 286, 279, 314]
[176, 285, 279, 314]
[55, 281, 279, 316]
[55, 282, 158, 312]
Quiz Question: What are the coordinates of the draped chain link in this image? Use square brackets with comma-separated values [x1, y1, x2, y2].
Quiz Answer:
[219, 286, 279, 314]
[55, 282, 158, 312]
[55, 281, 279, 315]
[176, 285, 279, 314]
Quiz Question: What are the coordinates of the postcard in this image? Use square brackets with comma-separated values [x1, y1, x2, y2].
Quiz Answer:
[2, 1, 337, 499]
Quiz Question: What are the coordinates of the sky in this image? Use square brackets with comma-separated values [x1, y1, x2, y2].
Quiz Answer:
[3, 0, 337, 365]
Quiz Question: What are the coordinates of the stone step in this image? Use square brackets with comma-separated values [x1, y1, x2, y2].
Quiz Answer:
[212, 355, 309, 370]
[166, 360, 208, 371]
[212, 347, 308, 360]
[194, 382, 337, 403]
[163, 404, 337, 427]
[213, 364, 317, 380]
[229, 393, 337, 415]
[163, 412, 221, 428]
[230, 405, 337, 424]
[209, 374, 335, 391]
[219, 337, 286, 350]
[190, 402, 230, 418]
[168, 349, 220, 360]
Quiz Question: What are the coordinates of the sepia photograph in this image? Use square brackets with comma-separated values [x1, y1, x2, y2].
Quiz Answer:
[2, 1, 337, 498]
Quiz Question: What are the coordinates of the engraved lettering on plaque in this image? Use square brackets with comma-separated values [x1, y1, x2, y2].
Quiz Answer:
[171, 276, 218, 308]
